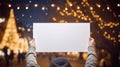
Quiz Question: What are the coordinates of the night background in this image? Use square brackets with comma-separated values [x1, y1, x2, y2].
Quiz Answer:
[0, 0, 120, 67]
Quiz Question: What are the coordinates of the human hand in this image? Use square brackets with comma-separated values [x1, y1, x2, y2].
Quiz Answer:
[29, 39, 35, 46]
[27, 36, 35, 46]
[88, 37, 96, 47]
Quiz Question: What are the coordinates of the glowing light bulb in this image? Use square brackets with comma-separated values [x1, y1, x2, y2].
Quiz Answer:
[0, 18, 5, 23]
[42, 7, 45, 10]
[25, 6, 29, 10]
[65, 7, 68, 10]
[17, 6, 20, 10]
[117, 4, 120, 7]
[69, 3, 72, 7]
[77, 6, 80, 9]
[90, 7, 93, 10]
[27, 28, 31, 32]
[51, 4, 55, 7]
[8, 4, 11, 7]
[107, 6, 110, 10]
[98, 4, 101, 8]
[34, 4, 38, 7]
[57, 7, 60, 10]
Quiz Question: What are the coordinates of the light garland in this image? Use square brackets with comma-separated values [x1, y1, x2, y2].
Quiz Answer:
[4, 0, 120, 43]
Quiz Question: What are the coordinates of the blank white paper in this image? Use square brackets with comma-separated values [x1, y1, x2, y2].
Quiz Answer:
[33, 23, 90, 52]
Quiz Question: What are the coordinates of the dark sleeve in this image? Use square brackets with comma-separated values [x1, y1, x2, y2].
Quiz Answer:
[85, 46, 97, 67]
[26, 45, 39, 67]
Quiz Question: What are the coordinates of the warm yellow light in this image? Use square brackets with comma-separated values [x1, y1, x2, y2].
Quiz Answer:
[8, 4, 11, 7]
[98, 4, 101, 8]
[27, 28, 31, 32]
[52, 17, 57, 21]
[57, 6, 60, 10]
[22, 27, 25, 31]
[51, 4, 55, 7]
[107, 6, 110, 10]
[69, 3, 73, 7]
[90, 7, 93, 10]
[101, 49, 104, 53]
[60, 20, 65, 23]
[17, 6, 20, 10]
[67, 52, 70, 55]
[34, 4, 38, 7]
[67, 0, 73, 7]
[117, 4, 120, 7]
[77, 6, 80, 9]
[96, 3, 101, 8]
[25, 6, 29, 10]
[0, 18, 5, 23]
[42, 7, 45, 10]
[83, 52, 87, 60]
[18, 27, 22, 30]
[65, 7, 68, 10]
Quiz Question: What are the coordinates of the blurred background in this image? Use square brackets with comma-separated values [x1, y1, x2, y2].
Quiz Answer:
[0, 0, 120, 67]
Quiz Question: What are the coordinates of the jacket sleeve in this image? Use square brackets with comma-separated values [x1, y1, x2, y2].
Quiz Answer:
[26, 45, 39, 67]
[85, 46, 97, 67]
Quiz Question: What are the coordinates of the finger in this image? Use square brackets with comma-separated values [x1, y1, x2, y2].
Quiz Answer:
[89, 37, 92, 41]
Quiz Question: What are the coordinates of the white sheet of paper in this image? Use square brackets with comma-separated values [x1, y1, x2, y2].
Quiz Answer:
[33, 23, 90, 52]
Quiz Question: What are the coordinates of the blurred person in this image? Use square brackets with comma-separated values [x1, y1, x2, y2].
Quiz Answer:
[9, 50, 14, 62]
[9, 50, 14, 66]
[2, 46, 10, 67]
[21, 52, 26, 63]
[17, 50, 22, 64]
[26, 37, 97, 67]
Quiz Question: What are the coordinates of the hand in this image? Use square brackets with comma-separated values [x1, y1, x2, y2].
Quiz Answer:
[29, 39, 35, 46]
[26, 36, 35, 46]
[88, 37, 96, 47]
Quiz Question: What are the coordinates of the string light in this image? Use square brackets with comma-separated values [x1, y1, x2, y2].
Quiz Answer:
[117, 3, 120, 7]
[69, 3, 73, 7]
[8, 4, 11, 7]
[18, 27, 22, 30]
[0, 18, 5, 23]
[52, 17, 57, 21]
[30, 15, 32, 18]
[107, 6, 110, 10]
[77, 6, 80, 9]
[25, 6, 29, 10]
[67, 0, 72, 6]
[34, 4, 38, 7]
[22, 14, 24, 17]
[65, 7, 68, 10]
[27, 28, 31, 32]
[57, 6, 60, 10]
[50, 0, 119, 43]
[42, 6, 45, 10]
[51, 4, 55, 7]
[29, 0, 32, 3]
[9, 0, 119, 44]
[17, 6, 20, 10]
[96, 4, 101, 8]
[90, 7, 93, 10]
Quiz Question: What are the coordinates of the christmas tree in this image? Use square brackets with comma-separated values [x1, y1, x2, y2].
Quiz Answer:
[0, 9, 28, 54]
